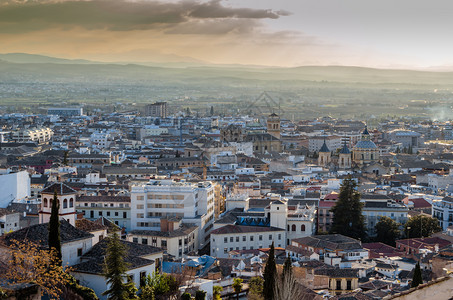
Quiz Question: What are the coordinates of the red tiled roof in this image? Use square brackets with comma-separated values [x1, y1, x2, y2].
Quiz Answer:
[319, 200, 336, 208]
[402, 197, 431, 209]
[211, 225, 284, 235]
[324, 193, 339, 200]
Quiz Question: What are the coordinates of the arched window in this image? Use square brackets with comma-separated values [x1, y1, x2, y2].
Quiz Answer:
[43, 198, 48, 208]
[69, 198, 74, 208]
[291, 224, 296, 231]
[301, 224, 306, 231]
[63, 199, 68, 209]
[287, 225, 290, 231]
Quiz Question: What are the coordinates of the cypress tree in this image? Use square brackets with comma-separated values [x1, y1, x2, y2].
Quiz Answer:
[48, 188, 62, 264]
[103, 232, 136, 300]
[330, 177, 366, 240]
[411, 262, 423, 288]
[263, 242, 276, 300]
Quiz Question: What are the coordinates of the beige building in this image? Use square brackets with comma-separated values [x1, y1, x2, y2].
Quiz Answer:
[353, 126, 380, 165]
[11, 127, 53, 144]
[267, 113, 281, 139]
[127, 218, 198, 259]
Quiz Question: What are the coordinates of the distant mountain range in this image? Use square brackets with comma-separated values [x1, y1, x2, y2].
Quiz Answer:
[2, 52, 453, 87]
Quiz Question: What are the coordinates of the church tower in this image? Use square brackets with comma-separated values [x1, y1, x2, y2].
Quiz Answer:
[269, 200, 287, 230]
[338, 142, 352, 169]
[39, 182, 77, 226]
[267, 113, 281, 139]
[318, 139, 331, 166]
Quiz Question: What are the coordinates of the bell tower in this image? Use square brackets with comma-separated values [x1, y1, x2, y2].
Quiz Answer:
[39, 182, 77, 226]
[318, 139, 331, 166]
[267, 113, 281, 139]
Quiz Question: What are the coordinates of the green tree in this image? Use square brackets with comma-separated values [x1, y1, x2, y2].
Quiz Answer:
[103, 232, 137, 300]
[139, 272, 178, 300]
[330, 178, 366, 240]
[248, 277, 263, 300]
[232, 278, 243, 300]
[213, 285, 223, 300]
[405, 215, 441, 238]
[63, 151, 69, 166]
[411, 262, 423, 288]
[48, 189, 62, 264]
[195, 290, 206, 300]
[375, 216, 400, 246]
[263, 242, 276, 300]
[181, 293, 191, 300]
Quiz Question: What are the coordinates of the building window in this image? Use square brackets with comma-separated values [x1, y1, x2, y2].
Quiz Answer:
[77, 248, 83, 257]
[243, 236, 246, 242]
[336, 280, 342, 290]
[259, 235, 263, 241]
[230, 237, 233, 243]
[63, 199, 68, 209]
[346, 280, 352, 290]
[69, 198, 74, 208]
[292, 224, 296, 231]
[301, 224, 306, 231]
[140, 271, 147, 287]
[250, 236, 254, 241]
[43, 198, 48, 207]
[236, 237, 239, 242]
[133, 238, 138, 243]
[269, 234, 272, 240]
[224, 248, 228, 254]
[224, 237, 228, 243]
[161, 240, 167, 247]
[142, 238, 148, 244]
[115, 212, 119, 216]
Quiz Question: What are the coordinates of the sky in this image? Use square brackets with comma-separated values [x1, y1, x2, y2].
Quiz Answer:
[1, 0, 453, 68]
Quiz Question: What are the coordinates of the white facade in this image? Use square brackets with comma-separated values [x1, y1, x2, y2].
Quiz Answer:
[63, 238, 93, 266]
[0, 171, 31, 208]
[210, 227, 286, 258]
[11, 127, 53, 143]
[0, 211, 20, 235]
[432, 197, 453, 230]
[131, 180, 215, 249]
[72, 263, 155, 300]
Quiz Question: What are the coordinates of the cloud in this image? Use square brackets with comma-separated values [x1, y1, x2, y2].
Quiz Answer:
[0, 0, 288, 33]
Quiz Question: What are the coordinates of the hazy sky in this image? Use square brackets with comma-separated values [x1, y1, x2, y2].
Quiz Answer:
[1, 0, 453, 68]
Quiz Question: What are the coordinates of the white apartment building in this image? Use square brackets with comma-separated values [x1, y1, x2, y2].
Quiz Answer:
[432, 196, 453, 230]
[309, 136, 342, 152]
[210, 225, 286, 258]
[131, 180, 215, 249]
[11, 127, 53, 144]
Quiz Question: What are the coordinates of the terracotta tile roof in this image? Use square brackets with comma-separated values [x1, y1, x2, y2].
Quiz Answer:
[41, 182, 77, 195]
[210, 225, 284, 235]
[2, 219, 93, 247]
[75, 218, 107, 233]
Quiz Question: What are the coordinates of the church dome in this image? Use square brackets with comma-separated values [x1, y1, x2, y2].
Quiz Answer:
[354, 140, 377, 149]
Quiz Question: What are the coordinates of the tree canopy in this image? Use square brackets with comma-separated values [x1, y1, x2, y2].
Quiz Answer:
[375, 216, 400, 246]
[330, 178, 366, 240]
[263, 242, 277, 300]
[48, 189, 62, 265]
[103, 233, 137, 300]
[405, 215, 441, 238]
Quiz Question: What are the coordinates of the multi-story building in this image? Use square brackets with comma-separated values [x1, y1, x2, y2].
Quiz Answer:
[130, 180, 215, 249]
[76, 195, 131, 230]
[361, 197, 408, 235]
[144, 102, 167, 118]
[433, 196, 453, 230]
[11, 127, 53, 144]
[68, 153, 111, 170]
[309, 135, 342, 152]
[0, 208, 20, 235]
[127, 217, 198, 259]
[210, 225, 285, 258]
